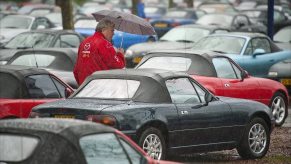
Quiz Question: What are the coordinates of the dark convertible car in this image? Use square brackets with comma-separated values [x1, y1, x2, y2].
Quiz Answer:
[31, 69, 275, 160]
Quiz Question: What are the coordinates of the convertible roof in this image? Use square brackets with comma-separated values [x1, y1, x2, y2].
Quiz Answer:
[0, 118, 115, 138]
[0, 65, 49, 79]
[81, 69, 190, 103]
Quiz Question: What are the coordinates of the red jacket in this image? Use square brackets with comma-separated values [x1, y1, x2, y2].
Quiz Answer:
[73, 32, 125, 85]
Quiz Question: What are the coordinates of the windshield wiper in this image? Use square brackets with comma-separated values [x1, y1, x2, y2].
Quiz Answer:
[175, 40, 194, 43]
[212, 50, 227, 54]
[17, 46, 32, 49]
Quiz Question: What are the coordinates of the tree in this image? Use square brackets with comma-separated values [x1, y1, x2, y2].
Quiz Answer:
[55, 0, 74, 30]
[185, 0, 194, 8]
[132, 0, 138, 15]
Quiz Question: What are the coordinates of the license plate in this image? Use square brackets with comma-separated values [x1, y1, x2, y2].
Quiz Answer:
[54, 115, 75, 119]
[154, 23, 167, 28]
[133, 57, 142, 63]
[281, 79, 291, 85]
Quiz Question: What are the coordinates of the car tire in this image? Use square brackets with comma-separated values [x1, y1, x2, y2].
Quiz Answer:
[269, 92, 287, 126]
[138, 127, 166, 160]
[237, 117, 270, 159]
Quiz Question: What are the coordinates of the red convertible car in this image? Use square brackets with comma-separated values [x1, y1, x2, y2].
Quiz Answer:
[0, 65, 74, 119]
[136, 50, 289, 126]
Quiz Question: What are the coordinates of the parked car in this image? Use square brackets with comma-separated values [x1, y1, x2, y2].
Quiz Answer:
[17, 4, 61, 16]
[0, 15, 58, 44]
[0, 118, 172, 164]
[150, 8, 205, 38]
[196, 13, 267, 34]
[274, 25, 291, 50]
[192, 32, 291, 94]
[144, 5, 167, 20]
[31, 69, 275, 160]
[125, 24, 229, 67]
[5, 48, 78, 89]
[239, 8, 291, 33]
[74, 17, 157, 50]
[197, 1, 238, 14]
[0, 65, 74, 119]
[136, 50, 289, 126]
[0, 30, 83, 65]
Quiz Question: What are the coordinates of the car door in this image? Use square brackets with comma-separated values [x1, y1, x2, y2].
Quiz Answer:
[240, 37, 279, 77]
[165, 77, 234, 148]
[212, 57, 261, 101]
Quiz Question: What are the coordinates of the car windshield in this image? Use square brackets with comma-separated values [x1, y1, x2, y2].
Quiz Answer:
[75, 79, 140, 99]
[138, 56, 191, 71]
[4, 32, 54, 49]
[192, 36, 245, 54]
[0, 16, 32, 29]
[160, 27, 210, 43]
[196, 14, 233, 26]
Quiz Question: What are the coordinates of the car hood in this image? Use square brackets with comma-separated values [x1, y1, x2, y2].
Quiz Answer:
[32, 98, 128, 113]
[0, 28, 29, 43]
[128, 41, 194, 55]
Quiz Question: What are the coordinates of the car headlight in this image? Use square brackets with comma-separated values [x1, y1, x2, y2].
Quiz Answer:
[125, 49, 133, 57]
[268, 71, 278, 77]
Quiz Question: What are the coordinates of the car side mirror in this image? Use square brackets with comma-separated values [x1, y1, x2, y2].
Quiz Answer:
[252, 48, 265, 56]
[241, 70, 249, 81]
[204, 92, 213, 105]
[65, 88, 73, 98]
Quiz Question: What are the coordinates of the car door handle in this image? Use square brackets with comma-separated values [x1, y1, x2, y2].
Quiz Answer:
[224, 83, 230, 87]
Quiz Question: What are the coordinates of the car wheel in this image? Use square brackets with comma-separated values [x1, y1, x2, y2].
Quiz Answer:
[270, 92, 287, 126]
[138, 127, 166, 160]
[237, 117, 270, 159]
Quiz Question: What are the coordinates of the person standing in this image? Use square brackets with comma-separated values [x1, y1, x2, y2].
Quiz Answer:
[73, 19, 125, 85]
[137, 0, 146, 19]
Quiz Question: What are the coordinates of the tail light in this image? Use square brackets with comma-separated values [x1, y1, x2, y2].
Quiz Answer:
[86, 115, 116, 126]
[29, 112, 40, 118]
[171, 22, 180, 27]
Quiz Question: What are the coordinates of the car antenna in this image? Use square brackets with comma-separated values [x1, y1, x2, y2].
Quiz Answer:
[32, 45, 39, 68]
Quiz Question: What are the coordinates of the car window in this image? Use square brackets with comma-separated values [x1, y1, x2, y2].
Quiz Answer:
[29, 9, 51, 16]
[4, 32, 54, 49]
[75, 79, 140, 99]
[0, 134, 39, 162]
[31, 18, 50, 30]
[119, 138, 147, 164]
[244, 41, 253, 55]
[25, 75, 61, 99]
[55, 34, 81, 48]
[190, 81, 206, 103]
[251, 38, 271, 53]
[0, 16, 32, 29]
[51, 76, 66, 98]
[166, 78, 201, 104]
[138, 56, 191, 72]
[193, 36, 245, 54]
[0, 73, 21, 98]
[231, 62, 242, 79]
[213, 57, 237, 79]
[79, 133, 130, 164]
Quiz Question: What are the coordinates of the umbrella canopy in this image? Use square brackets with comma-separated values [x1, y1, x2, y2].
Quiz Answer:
[92, 10, 156, 35]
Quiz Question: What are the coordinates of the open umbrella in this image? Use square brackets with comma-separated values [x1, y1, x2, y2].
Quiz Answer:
[92, 10, 156, 36]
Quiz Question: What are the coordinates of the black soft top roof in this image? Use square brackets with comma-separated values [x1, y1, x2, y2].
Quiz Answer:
[0, 65, 49, 79]
[77, 69, 191, 103]
[0, 118, 115, 139]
